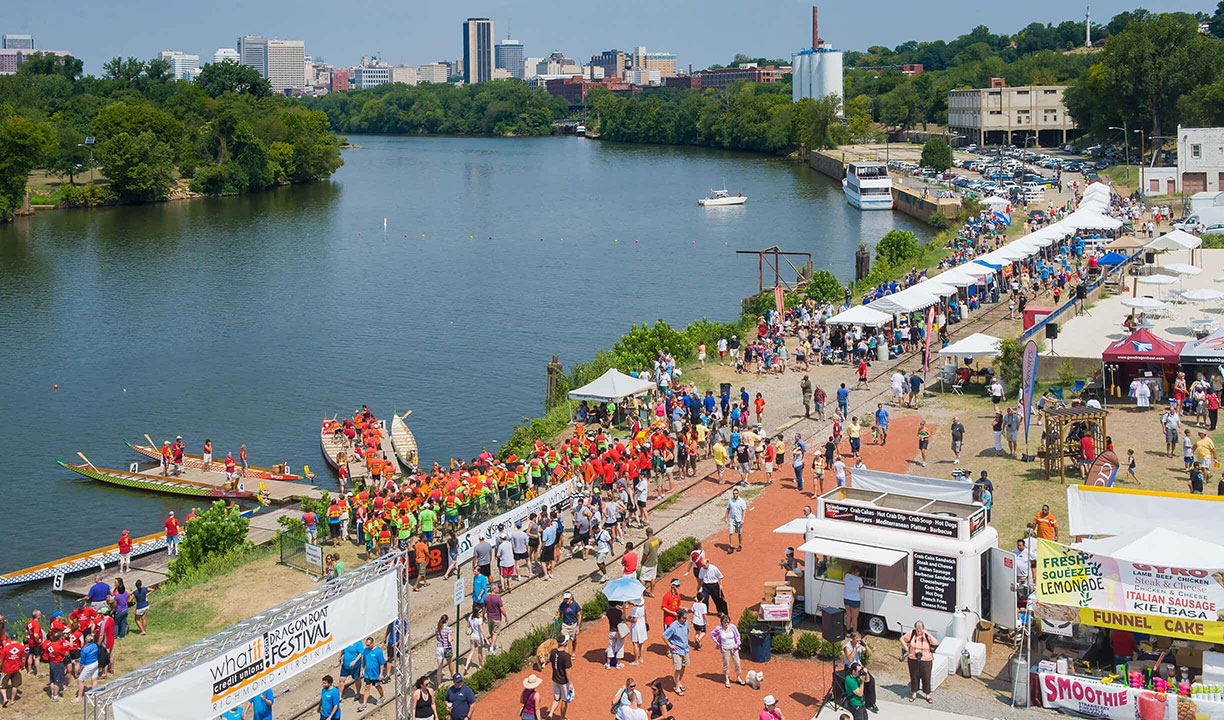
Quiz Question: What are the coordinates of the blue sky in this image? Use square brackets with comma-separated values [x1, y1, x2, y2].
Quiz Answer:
[2, 0, 1206, 75]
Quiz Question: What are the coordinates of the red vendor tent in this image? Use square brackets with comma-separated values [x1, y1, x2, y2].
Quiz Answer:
[1102, 328, 1184, 363]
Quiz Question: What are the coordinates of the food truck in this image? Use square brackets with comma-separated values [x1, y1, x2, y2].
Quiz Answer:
[776, 487, 1015, 639]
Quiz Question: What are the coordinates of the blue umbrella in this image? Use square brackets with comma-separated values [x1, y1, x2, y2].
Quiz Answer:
[1097, 251, 1127, 266]
[603, 576, 645, 603]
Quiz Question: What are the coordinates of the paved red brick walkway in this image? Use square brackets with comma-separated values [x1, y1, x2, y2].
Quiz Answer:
[470, 416, 921, 720]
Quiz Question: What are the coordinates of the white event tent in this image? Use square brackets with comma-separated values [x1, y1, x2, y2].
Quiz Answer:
[826, 305, 892, 327]
[567, 368, 654, 402]
[937, 332, 1002, 358]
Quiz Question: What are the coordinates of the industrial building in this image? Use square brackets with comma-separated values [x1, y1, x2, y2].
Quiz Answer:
[1141, 126, 1224, 195]
[946, 78, 1078, 147]
[791, 6, 843, 116]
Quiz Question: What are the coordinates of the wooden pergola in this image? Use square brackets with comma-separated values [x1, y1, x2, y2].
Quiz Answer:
[1041, 406, 1109, 484]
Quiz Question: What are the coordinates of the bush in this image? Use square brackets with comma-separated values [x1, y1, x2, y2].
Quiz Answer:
[737, 607, 758, 638]
[1057, 359, 1076, 388]
[997, 337, 1024, 394]
[927, 212, 949, 230]
[806, 270, 843, 303]
[60, 184, 116, 207]
[581, 592, 610, 621]
[435, 687, 448, 719]
[817, 638, 840, 660]
[794, 632, 822, 659]
[468, 668, 495, 691]
[875, 229, 920, 265]
[657, 536, 697, 574]
[167, 501, 251, 582]
[484, 653, 510, 677]
[612, 320, 692, 373]
[771, 632, 794, 654]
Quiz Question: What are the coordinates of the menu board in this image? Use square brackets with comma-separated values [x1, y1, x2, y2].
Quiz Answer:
[823, 501, 961, 538]
[912, 551, 957, 613]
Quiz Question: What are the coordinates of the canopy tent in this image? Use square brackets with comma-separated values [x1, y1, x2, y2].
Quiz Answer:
[1059, 209, 1123, 230]
[868, 284, 943, 314]
[847, 468, 973, 503]
[920, 282, 959, 298]
[1096, 251, 1128, 266]
[1067, 484, 1224, 546]
[826, 305, 892, 327]
[1180, 328, 1224, 364]
[1147, 229, 1203, 252]
[795, 537, 908, 566]
[981, 196, 1011, 212]
[938, 332, 1002, 358]
[1074, 528, 1224, 567]
[932, 267, 988, 288]
[1101, 327, 1185, 363]
[1104, 235, 1148, 251]
[567, 368, 655, 402]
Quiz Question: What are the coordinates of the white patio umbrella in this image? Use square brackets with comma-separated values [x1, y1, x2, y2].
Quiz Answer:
[1182, 289, 1224, 302]
[1163, 263, 1202, 277]
[1137, 273, 1178, 299]
[1121, 297, 1168, 310]
[1213, 274, 1224, 283]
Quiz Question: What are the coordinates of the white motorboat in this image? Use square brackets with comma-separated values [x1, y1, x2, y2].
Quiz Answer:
[843, 161, 894, 211]
[699, 187, 747, 206]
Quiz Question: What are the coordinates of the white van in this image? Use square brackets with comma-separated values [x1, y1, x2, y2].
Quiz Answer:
[776, 487, 1015, 640]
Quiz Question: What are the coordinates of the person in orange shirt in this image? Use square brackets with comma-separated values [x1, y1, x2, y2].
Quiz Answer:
[413, 537, 429, 591]
[1033, 505, 1058, 542]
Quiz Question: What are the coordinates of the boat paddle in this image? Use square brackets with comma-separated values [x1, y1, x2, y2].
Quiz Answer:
[401, 410, 413, 418]
[76, 451, 96, 469]
[144, 433, 158, 451]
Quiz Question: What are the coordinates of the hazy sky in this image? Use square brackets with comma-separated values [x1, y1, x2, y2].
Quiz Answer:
[2, 0, 1206, 74]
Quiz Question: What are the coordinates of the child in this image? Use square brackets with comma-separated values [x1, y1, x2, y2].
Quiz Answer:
[690, 592, 708, 650]
[1126, 449, 1136, 483]
[1184, 429, 1195, 471]
[754, 393, 765, 424]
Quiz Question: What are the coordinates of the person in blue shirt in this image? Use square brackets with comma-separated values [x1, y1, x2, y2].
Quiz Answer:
[472, 571, 489, 610]
[445, 673, 477, 720]
[874, 403, 890, 446]
[836, 384, 850, 418]
[338, 639, 364, 699]
[662, 609, 692, 695]
[740, 388, 750, 411]
[702, 392, 716, 415]
[221, 707, 244, 720]
[248, 688, 274, 720]
[359, 637, 387, 710]
[319, 675, 342, 720]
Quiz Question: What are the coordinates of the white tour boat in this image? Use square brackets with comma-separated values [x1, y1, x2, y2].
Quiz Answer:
[698, 187, 747, 206]
[843, 161, 894, 211]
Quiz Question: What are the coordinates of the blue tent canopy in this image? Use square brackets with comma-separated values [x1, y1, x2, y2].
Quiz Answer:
[1097, 251, 1127, 266]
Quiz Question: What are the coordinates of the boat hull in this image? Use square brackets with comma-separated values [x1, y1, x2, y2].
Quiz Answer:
[698, 197, 747, 206]
[58, 460, 254, 500]
[843, 180, 894, 211]
[125, 439, 301, 481]
[390, 414, 419, 472]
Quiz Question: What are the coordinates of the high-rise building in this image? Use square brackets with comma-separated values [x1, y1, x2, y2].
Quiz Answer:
[591, 50, 626, 80]
[213, 48, 240, 64]
[330, 69, 350, 92]
[462, 17, 493, 84]
[631, 46, 677, 78]
[160, 51, 200, 81]
[267, 39, 305, 94]
[418, 62, 448, 84]
[354, 62, 390, 90]
[2, 34, 33, 50]
[495, 38, 523, 79]
[237, 35, 269, 77]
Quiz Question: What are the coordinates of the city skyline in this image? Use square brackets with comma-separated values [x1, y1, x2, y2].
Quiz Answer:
[0, 0, 1203, 76]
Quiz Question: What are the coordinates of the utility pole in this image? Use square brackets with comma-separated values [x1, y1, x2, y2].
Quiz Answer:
[1085, 6, 1092, 47]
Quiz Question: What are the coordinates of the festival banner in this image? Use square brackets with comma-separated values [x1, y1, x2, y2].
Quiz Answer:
[923, 306, 935, 375]
[1084, 450, 1120, 487]
[456, 479, 575, 564]
[774, 285, 784, 316]
[111, 572, 397, 720]
[1037, 672, 1180, 720]
[1021, 340, 1038, 443]
[1035, 539, 1224, 642]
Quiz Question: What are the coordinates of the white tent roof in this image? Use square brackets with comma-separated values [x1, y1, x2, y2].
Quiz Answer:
[1067, 485, 1224, 545]
[868, 285, 942, 314]
[1060, 209, 1122, 230]
[982, 195, 1010, 210]
[567, 368, 655, 402]
[1148, 229, 1203, 251]
[826, 305, 893, 327]
[1073, 528, 1224, 567]
[938, 332, 1002, 358]
[933, 267, 987, 288]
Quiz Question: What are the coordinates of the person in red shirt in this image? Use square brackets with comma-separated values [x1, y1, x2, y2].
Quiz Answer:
[64, 627, 82, 677]
[159, 440, 171, 477]
[621, 543, 638, 577]
[96, 613, 115, 675]
[0, 634, 24, 706]
[44, 631, 69, 700]
[23, 610, 42, 676]
[660, 579, 683, 628]
[1079, 434, 1096, 479]
[117, 530, 132, 573]
[164, 511, 180, 557]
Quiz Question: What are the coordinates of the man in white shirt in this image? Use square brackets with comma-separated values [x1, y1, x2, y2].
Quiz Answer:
[1013, 538, 1031, 585]
[700, 560, 728, 616]
[833, 456, 847, 488]
[724, 487, 747, 553]
[890, 371, 906, 407]
[594, 527, 613, 582]
[496, 534, 516, 592]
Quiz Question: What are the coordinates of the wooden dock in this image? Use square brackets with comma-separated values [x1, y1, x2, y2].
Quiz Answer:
[126, 460, 326, 504]
[56, 507, 302, 598]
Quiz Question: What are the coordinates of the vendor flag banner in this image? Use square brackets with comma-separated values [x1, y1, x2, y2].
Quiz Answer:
[923, 306, 935, 374]
[1083, 450, 1120, 487]
[1021, 340, 1038, 443]
[774, 285, 784, 316]
[1035, 539, 1224, 643]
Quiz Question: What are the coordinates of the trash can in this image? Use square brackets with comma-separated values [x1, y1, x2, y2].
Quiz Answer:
[748, 623, 771, 663]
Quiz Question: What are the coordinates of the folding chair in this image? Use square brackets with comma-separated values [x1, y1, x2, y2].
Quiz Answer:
[951, 376, 966, 395]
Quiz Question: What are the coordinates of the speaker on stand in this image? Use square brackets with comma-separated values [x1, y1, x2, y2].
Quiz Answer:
[1046, 322, 1060, 355]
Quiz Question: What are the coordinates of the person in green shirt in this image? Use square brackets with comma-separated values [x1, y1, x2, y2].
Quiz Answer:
[396, 516, 411, 549]
[418, 505, 437, 542]
[334, 556, 345, 577]
[845, 662, 874, 718]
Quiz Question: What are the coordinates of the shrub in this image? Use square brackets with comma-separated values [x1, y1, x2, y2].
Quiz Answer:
[60, 184, 116, 207]
[996, 337, 1024, 394]
[167, 501, 251, 582]
[806, 270, 843, 303]
[682, 318, 743, 352]
[771, 632, 794, 654]
[657, 536, 697, 573]
[927, 212, 949, 230]
[468, 668, 495, 691]
[817, 638, 840, 660]
[1057, 359, 1076, 388]
[435, 687, 448, 719]
[737, 607, 758, 638]
[484, 653, 510, 677]
[581, 592, 610, 621]
[794, 632, 822, 659]
[875, 229, 920, 265]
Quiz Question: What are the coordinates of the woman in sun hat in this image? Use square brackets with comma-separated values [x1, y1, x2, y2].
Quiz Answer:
[520, 675, 543, 720]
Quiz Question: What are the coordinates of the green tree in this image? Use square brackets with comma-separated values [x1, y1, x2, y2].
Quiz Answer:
[168, 501, 252, 581]
[919, 136, 953, 171]
[45, 116, 91, 184]
[875, 229, 920, 265]
[18, 52, 84, 81]
[195, 59, 273, 98]
[806, 270, 843, 303]
[845, 94, 874, 142]
[0, 108, 55, 221]
[1212, 1, 1224, 38]
[96, 130, 175, 202]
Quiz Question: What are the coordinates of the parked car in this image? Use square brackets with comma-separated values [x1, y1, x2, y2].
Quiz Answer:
[1028, 209, 1048, 223]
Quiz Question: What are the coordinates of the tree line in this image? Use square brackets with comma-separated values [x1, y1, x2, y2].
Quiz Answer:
[0, 55, 343, 222]
[302, 81, 571, 136]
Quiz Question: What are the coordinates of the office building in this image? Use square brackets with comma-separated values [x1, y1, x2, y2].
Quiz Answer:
[631, 46, 676, 78]
[213, 47, 240, 64]
[354, 60, 390, 90]
[266, 40, 305, 94]
[698, 64, 789, 91]
[160, 51, 200, 81]
[946, 78, 1077, 147]
[1141, 126, 1224, 195]
[330, 69, 350, 92]
[792, 6, 844, 116]
[495, 38, 523, 79]
[418, 62, 448, 84]
[237, 36, 268, 77]
[624, 68, 660, 86]
[591, 50, 626, 80]
[391, 65, 418, 85]
[3, 34, 33, 50]
[462, 17, 493, 84]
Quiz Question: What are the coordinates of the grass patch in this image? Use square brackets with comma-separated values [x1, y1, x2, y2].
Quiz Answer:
[654, 491, 685, 512]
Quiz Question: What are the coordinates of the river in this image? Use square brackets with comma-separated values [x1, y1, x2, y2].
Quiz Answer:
[0, 135, 926, 612]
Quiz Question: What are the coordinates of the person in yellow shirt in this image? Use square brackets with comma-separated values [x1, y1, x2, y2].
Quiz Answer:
[1194, 430, 1217, 474]
[848, 417, 862, 455]
[712, 440, 729, 483]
